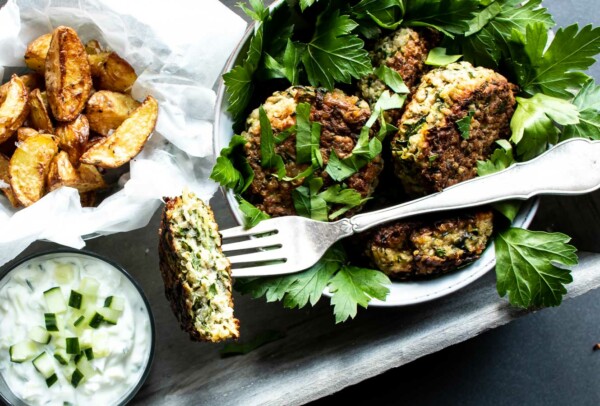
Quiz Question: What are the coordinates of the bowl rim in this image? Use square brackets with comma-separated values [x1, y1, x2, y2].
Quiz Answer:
[212, 3, 540, 307]
[0, 248, 156, 406]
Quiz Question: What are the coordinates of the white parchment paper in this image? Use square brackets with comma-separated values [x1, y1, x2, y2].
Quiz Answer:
[0, 0, 247, 265]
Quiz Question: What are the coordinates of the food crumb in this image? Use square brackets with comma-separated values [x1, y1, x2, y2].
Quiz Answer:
[593, 343, 600, 351]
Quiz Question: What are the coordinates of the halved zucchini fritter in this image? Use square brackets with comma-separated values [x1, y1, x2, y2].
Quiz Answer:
[158, 190, 239, 342]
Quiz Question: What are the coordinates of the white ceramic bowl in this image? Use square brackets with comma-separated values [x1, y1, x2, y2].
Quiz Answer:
[213, 14, 539, 307]
[0, 250, 155, 405]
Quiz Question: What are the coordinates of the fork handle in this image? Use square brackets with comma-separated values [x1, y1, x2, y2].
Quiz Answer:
[350, 138, 600, 233]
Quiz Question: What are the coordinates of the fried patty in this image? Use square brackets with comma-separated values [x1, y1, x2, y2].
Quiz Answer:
[360, 210, 494, 279]
[243, 86, 383, 217]
[158, 190, 239, 342]
[358, 27, 439, 120]
[391, 62, 516, 197]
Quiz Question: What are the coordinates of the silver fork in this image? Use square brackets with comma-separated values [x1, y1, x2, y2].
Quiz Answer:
[221, 138, 600, 278]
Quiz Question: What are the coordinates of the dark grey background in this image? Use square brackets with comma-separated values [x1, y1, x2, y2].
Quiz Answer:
[221, 1, 600, 405]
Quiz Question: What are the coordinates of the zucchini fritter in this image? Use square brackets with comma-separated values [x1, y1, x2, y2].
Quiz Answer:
[243, 86, 383, 217]
[159, 191, 239, 342]
[358, 27, 440, 105]
[362, 210, 494, 279]
[391, 62, 516, 197]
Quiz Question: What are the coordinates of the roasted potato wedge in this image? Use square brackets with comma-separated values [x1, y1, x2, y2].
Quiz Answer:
[0, 153, 19, 207]
[28, 88, 54, 133]
[80, 96, 157, 168]
[17, 127, 39, 142]
[9, 134, 58, 206]
[24, 33, 52, 74]
[88, 52, 110, 77]
[85, 90, 140, 136]
[45, 26, 92, 122]
[55, 114, 89, 165]
[75, 164, 107, 192]
[47, 150, 79, 192]
[0, 73, 42, 101]
[92, 52, 137, 93]
[0, 75, 30, 144]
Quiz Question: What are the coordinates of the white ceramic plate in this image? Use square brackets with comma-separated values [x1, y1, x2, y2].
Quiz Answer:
[213, 19, 539, 307]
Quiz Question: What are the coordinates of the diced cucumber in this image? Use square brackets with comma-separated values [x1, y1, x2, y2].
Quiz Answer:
[45, 313, 59, 332]
[9, 341, 38, 363]
[46, 373, 58, 388]
[32, 352, 55, 379]
[44, 287, 67, 314]
[54, 263, 75, 284]
[71, 368, 84, 388]
[88, 312, 104, 329]
[79, 278, 99, 296]
[29, 326, 51, 344]
[53, 349, 70, 365]
[68, 291, 83, 309]
[66, 337, 80, 355]
[76, 356, 96, 378]
[79, 330, 93, 350]
[104, 296, 125, 312]
[92, 331, 110, 358]
[98, 307, 120, 325]
[74, 353, 84, 364]
[84, 348, 94, 361]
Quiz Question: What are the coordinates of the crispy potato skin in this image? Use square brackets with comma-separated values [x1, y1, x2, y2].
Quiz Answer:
[24, 34, 52, 74]
[85, 90, 140, 136]
[8, 134, 58, 206]
[47, 150, 79, 191]
[45, 26, 93, 122]
[0, 75, 30, 145]
[0, 153, 19, 207]
[17, 127, 39, 142]
[28, 88, 54, 133]
[55, 114, 90, 166]
[80, 95, 158, 168]
[93, 52, 137, 93]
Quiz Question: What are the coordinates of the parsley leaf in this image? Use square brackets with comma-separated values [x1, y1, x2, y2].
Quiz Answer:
[328, 266, 391, 323]
[300, 0, 318, 12]
[460, 0, 554, 67]
[351, 0, 405, 37]
[210, 135, 254, 194]
[456, 110, 474, 139]
[562, 80, 600, 140]
[295, 102, 318, 164]
[495, 228, 577, 308]
[235, 246, 390, 323]
[425, 47, 463, 67]
[516, 23, 600, 98]
[223, 21, 264, 122]
[238, 0, 269, 22]
[403, 0, 482, 38]
[259, 106, 287, 178]
[302, 10, 371, 89]
[235, 246, 344, 308]
[292, 178, 328, 221]
[510, 94, 579, 160]
[374, 65, 410, 94]
[236, 195, 270, 228]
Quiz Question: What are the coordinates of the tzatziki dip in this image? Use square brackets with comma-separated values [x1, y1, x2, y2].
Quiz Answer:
[0, 252, 154, 406]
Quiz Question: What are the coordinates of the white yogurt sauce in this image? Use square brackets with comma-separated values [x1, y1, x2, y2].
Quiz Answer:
[0, 253, 153, 406]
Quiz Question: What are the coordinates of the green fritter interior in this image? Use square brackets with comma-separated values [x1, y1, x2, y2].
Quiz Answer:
[161, 190, 239, 342]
